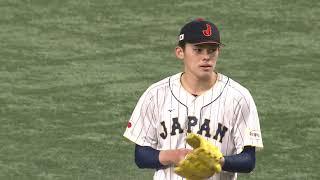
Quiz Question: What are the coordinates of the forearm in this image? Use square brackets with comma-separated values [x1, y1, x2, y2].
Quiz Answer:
[221, 146, 256, 173]
[135, 145, 166, 169]
[135, 145, 191, 169]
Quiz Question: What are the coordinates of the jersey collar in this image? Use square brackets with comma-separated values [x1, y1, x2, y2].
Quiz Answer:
[168, 72, 229, 108]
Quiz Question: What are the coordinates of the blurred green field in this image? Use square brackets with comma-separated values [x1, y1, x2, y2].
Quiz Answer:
[0, 0, 319, 179]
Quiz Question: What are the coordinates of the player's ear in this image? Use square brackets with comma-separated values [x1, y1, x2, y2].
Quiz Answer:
[175, 46, 184, 60]
[216, 47, 221, 56]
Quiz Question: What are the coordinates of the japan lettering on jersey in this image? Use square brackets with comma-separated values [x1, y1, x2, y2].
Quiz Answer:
[123, 72, 263, 180]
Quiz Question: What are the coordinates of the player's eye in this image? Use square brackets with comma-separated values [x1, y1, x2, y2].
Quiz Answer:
[208, 48, 218, 54]
[193, 48, 202, 53]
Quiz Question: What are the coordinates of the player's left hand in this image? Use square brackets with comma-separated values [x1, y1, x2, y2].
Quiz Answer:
[174, 133, 223, 180]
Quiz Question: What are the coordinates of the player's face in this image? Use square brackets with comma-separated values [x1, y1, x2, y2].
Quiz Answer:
[176, 43, 220, 79]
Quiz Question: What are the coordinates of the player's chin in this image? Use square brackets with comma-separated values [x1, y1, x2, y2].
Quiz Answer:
[197, 70, 214, 79]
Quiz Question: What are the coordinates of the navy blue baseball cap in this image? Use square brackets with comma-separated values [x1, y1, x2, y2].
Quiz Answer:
[178, 18, 223, 46]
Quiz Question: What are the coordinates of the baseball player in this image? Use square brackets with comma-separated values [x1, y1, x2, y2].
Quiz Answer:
[123, 18, 263, 180]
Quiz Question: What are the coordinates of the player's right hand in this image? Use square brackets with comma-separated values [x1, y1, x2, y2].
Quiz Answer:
[159, 148, 192, 166]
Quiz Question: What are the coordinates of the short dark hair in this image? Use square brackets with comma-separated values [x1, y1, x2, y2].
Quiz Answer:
[178, 41, 186, 50]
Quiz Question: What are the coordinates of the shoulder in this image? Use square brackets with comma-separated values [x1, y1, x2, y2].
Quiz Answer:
[143, 73, 181, 98]
[219, 73, 254, 101]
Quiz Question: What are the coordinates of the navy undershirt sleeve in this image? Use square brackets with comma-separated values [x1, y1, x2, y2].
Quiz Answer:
[134, 144, 167, 169]
[222, 146, 256, 173]
[135, 144, 256, 173]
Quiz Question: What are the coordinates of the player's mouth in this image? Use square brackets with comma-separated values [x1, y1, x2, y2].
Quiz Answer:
[199, 64, 212, 70]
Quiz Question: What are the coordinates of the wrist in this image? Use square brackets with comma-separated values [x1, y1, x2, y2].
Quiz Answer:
[219, 156, 225, 166]
[159, 150, 175, 166]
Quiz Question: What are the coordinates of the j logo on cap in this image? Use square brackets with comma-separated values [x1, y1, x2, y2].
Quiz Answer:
[202, 24, 212, 37]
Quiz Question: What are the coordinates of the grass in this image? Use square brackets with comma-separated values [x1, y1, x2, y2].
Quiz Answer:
[0, 0, 319, 179]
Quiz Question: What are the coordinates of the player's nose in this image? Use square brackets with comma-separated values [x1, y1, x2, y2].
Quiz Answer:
[202, 50, 211, 60]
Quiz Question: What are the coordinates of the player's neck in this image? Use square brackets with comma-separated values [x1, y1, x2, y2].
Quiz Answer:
[180, 72, 217, 96]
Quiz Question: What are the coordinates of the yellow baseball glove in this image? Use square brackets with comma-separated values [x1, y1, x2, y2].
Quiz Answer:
[174, 133, 223, 180]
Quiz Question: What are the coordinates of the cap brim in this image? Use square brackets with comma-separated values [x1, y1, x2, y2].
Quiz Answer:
[192, 41, 225, 47]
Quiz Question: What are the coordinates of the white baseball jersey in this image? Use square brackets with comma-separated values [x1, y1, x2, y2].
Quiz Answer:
[123, 72, 263, 180]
